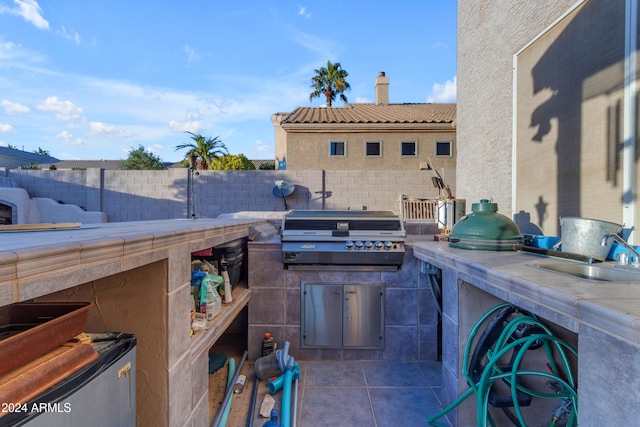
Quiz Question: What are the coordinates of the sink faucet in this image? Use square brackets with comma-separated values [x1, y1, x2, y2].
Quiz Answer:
[601, 233, 640, 266]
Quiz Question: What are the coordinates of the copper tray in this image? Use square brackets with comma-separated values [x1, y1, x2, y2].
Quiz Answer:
[0, 302, 92, 376]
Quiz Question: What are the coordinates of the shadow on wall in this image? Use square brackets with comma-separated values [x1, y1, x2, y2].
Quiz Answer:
[6, 169, 440, 222]
[188, 171, 311, 218]
[523, 0, 627, 234]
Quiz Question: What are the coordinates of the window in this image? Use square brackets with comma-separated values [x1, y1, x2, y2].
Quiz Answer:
[436, 141, 452, 156]
[401, 141, 417, 156]
[330, 141, 346, 157]
[365, 141, 381, 157]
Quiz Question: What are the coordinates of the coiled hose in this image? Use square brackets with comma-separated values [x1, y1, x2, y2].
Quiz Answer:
[428, 303, 578, 427]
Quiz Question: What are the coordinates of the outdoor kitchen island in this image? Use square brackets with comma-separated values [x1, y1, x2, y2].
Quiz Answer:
[412, 240, 640, 427]
[0, 218, 264, 427]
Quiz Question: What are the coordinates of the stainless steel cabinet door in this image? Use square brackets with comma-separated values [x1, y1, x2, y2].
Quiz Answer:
[343, 283, 384, 348]
[301, 283, 343, 347]
[302, 282, 385, 349]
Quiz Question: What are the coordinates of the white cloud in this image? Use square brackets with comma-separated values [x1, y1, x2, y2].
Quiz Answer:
[298, 6, 311, 18]
[0, 123, 14, 132]
[37, 96, 84, 121]
[145, 143, 164, 155]
[252, 139, 271, 153]
[58, 26, 81, 45]
[354, 97, 371, 103]
[0, 99, 30, 114]
[89, 121, 134, 138]
[432, 41, 448, 49]
[0, 41, 18, 60]
[0, 0, 49, 30]
[184, 45, 201, 64]
[168, 120, 205, 133]
[291, 31, 337, 59]
[428, 76, 457, 103]
[56, 130, 85, 145]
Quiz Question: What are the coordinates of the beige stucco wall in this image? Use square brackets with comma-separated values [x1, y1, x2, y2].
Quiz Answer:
[459, 0, 640, 236]
[280, 127, 456, 171]
[457, 0, 577, 220]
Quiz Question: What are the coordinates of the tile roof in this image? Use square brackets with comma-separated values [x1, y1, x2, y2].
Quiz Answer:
[38, 160, 127, 170]
[38, 159, 273, 170]
[0, 146, 59, 163]
[280, 103, 456, 126]
[251, 159, 275, 169]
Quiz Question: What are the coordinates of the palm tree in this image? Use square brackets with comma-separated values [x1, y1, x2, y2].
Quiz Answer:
[175, 132, 228, 170]
[309, 60, 351, 107]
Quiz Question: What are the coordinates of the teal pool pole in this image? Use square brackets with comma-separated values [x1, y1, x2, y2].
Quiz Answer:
[217, 358, 235, 427]
[280, 367, 294, 427]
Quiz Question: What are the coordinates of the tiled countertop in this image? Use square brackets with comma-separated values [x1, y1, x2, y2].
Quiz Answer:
[411, 239, 640, 345]
[0, 218, 262, 307]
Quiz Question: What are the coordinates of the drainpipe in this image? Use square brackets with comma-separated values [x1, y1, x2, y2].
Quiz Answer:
[624, 0, 638, 242]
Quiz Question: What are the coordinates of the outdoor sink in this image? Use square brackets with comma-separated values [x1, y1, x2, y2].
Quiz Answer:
[529, 262, 640, 282]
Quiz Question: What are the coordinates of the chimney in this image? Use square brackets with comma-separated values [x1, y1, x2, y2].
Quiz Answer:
[375, 71, 389, 105]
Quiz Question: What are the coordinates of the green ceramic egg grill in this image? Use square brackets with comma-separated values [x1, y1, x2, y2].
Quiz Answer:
[448, 199, 522, 251]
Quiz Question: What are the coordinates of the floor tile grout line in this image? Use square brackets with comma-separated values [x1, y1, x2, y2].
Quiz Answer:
[361, 362, 380, 427]
[296, 361, 307, 427]
[293, 360, 445, 426]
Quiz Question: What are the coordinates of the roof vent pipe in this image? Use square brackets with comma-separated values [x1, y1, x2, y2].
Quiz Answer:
[375, 71, 389, 105]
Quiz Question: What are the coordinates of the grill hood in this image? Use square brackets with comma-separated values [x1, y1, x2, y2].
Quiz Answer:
[448, 199, 522, 251]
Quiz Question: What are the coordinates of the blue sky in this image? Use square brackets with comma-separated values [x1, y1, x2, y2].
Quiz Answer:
[0, 1, 457, 163]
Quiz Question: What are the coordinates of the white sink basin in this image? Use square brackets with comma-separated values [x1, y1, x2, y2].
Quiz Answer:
[529, 262, 640, 282]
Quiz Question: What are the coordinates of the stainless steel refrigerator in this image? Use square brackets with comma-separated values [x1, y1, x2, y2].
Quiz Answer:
[3, 333, 136, 427]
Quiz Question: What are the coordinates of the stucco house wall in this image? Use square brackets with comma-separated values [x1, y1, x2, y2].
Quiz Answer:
[458, 0, 639, 237]
[456, 0, 578, 219]
[280, 128, 456, 171]
[273, 73, 456, 172]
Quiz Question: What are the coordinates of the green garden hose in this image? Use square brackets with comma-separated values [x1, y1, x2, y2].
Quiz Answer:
[428, 303, 578, 427]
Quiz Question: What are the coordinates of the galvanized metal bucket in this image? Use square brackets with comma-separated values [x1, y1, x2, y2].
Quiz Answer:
[560, 217, 622, 261]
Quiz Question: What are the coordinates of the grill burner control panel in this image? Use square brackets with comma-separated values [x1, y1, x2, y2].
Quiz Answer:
[346, 240, 396, 250]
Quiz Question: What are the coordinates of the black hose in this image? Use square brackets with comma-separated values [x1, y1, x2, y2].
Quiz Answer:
[247, 374, 259, 427]
[211, 350, 248, 427]
[428, 274, 443, 315]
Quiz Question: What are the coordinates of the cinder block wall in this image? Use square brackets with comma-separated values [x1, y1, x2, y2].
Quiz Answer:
[6, 168, 448, 221]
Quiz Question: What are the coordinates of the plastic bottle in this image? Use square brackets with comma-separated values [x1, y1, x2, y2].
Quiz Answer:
[262, 409, 280, 427]
[198, 277, 208, 314]
[205, 276, 222, 320]
[262, 332, 275, 356]
[233, 374, 246, 394]
[221, 259, 233, 303]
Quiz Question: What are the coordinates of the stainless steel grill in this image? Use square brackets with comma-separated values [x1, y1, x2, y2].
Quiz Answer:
[281, 210, 406, 270]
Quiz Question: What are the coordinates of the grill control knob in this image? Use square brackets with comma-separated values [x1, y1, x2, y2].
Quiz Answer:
[364, 241, 373, 250]
[345, 240, 354, 250]
[384, 241, 393, 250]
[355, 240, 364, 250]
[374, 241, 383, 250]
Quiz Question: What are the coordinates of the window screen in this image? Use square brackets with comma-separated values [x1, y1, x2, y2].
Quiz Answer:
[401, 141, 416, 156]
[330, 141, 345, 156]
[436, 141, 452, 156]
[366, 141, 381, 156]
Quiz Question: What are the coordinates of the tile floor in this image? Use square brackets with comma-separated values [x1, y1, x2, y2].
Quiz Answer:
[296, 360, 447, 427]
[211, 358, 450, 427]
